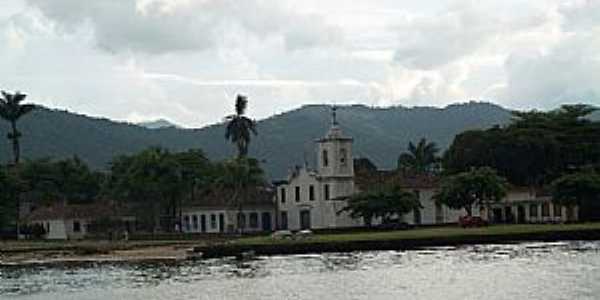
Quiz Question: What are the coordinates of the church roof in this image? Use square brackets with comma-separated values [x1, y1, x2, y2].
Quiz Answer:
[25, 202, 120, 221]
[184, 186, 275, 209]
[354, 158, 440, 189]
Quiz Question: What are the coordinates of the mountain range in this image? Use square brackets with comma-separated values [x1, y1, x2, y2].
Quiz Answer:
[1, 102, 597, 179]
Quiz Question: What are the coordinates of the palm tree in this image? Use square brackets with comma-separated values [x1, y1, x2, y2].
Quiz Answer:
[225, 95, 257, 158]
[0, 91, 35, 165]
[397, 138, 439, 175]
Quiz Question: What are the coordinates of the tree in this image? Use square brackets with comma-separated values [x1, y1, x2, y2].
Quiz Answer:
[552, 171, 600, 221]
[225, 94, 257, 158]
[435, 167, 508, 216]
[215, 157, 266, 233]
[106, 148, 184, 232]
[339, 184, 421, 226]
[398, 138, 439, 175]
[0, 91, 35, 165]
[444, 104, 600, 186]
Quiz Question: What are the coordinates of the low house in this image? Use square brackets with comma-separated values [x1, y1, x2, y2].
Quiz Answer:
[25, 202, 135, 240]
[181, 187, 276, 234]
[484, 188, 579, 224]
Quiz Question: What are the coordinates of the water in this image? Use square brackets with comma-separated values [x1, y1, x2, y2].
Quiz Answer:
[2, 241, 600, 300]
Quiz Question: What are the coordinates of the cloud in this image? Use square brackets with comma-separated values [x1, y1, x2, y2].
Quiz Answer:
[392, 1, 546, 70]
[25, 0, 343, 54]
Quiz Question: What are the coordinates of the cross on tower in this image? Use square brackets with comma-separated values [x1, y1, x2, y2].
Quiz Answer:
[332, 106, 338, 126]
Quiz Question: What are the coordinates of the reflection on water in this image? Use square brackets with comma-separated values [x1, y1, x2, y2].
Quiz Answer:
[1, 241, 600, 300]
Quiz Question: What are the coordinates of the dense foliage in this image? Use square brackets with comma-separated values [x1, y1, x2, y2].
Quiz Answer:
[397, 138, 440, 175]
[552, 171, 600, 221]
[444, 105, 600, 186]
[339, 184, 421, 226]
[225, 95, 257, 158]
[434, 167, 508, 216]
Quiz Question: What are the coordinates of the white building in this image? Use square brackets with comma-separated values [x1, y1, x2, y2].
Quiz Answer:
[181, 187, 276, 233]
[25, 203, 132, 240]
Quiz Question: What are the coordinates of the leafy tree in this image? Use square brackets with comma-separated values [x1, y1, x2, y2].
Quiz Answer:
[0, 91, 35, 165]
[552, 171, 600, 221]
[17, 157, 103, 205]
[173, 149, 211, 204]
[106, 147, 185, 232]
[435, 167, 508, 216]
[225, 95, 257, 158]
[398, 138, 439, 174]
[339, 184, 421, 226]
[444, 104, 600, 186]
[215, 157, 266, 232]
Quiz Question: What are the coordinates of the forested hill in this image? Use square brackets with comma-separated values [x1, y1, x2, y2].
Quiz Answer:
[2, 102, 591, 179]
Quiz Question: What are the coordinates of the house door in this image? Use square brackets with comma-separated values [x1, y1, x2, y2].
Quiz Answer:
[219, 214, 225, 232]
[517, 206, 526, 224]
[493, 208, 503, 223]
[413, 208, 422, 225]
[505, 206, 513, 223]
[300, 210, 311, 230]
[200, 215, 207, 232]
[261, 212, 272, 231]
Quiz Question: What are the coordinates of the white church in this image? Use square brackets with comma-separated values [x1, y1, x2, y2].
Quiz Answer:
[273, 108, 465, 231]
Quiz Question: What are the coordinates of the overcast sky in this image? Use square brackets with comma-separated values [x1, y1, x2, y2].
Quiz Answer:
[1, 0, 599, 127]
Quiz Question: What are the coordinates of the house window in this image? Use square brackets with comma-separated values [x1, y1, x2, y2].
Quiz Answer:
[324, 184, 330, 200]
[554, 204, 562, 218]
[184, 215, 190, 231]
[295, 186, 301, 202]
[249, 213, 259, 228]
[322, 150, 329, 167]
[280, 188, 286, 203]
[542, 203, 550, 217]
[280, 211, 288, 230]
[73, 221, 81, 233]
[340, 148, 347, 166]
[529, 204, 538, 218]
[192, 215, 199, 230]
[210, 214, 217, 229]
[309, 185, 315, 201]
[237, 213, 246, 229]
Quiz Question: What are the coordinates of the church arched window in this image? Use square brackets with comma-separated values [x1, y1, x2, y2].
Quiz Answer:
[322, 149, 329, 167]
[340, 148, 347, 166]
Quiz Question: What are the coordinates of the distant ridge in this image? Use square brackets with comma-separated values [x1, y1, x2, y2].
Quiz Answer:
[137, 119, 180, 129]
[1, 102, 596, 179]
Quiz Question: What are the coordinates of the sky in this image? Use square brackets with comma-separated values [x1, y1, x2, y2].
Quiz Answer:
[1, 0, 599, 127]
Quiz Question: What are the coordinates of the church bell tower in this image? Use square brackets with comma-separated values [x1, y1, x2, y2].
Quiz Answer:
[317, 106, 354, 179]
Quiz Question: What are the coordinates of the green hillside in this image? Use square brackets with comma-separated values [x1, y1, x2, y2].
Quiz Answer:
[0, 102, 565, 179]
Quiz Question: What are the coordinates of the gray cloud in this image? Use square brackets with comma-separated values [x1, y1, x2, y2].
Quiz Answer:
[392, 1, 546, 70]
[25, 0, 343, 54]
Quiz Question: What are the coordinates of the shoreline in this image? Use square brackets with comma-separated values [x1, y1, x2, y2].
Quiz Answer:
[196, 223, 600, 259]
[3, 223, 600, 265]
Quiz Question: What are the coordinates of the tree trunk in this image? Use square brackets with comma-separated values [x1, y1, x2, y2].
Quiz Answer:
[464, 205, 472, 216]
[10, 121, 20, 165]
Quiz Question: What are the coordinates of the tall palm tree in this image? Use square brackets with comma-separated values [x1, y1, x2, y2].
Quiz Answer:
[225, 95, 257, 158]
[0, 91, 35, 165]
[397, 138, 439, 175]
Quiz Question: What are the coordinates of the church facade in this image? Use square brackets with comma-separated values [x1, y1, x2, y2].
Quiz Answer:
[275, 110, 362, 231]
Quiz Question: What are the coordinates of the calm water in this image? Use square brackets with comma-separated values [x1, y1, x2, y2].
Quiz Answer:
[2, 241, 600, 300]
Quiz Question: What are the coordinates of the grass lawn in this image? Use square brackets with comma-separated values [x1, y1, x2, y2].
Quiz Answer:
[234, 223, 600, 246]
